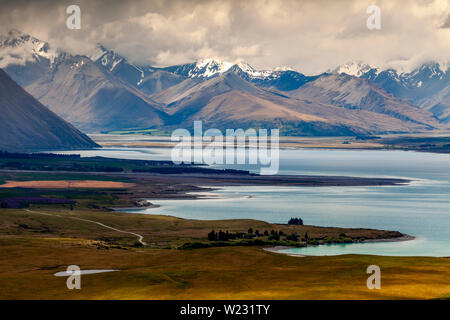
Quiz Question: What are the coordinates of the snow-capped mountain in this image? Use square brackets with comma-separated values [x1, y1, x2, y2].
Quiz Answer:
[399, 63, 449, 94]
[88, 44, 126, 72]
[364, 63, 450, 122]
[1, 30, 448, 133]
[164, 58, 235, 78]
[332, 61, 379, 78]
[164, 58, 292, 80]
[333, 61, 450, 122]
[86, 48, 315, 93]
[150, 70, 440, 135]
[1, 33, 165, 132]
[0, 29, 58, 68]
[164, 58, 317, 91]
[88, 44, 156, 88]
[334, 61, 448, 92]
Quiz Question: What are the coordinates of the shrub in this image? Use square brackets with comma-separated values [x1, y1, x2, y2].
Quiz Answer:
[208, 230, 217, 241]
[286, 233, 299, 242]
[132, 241, 144, 248]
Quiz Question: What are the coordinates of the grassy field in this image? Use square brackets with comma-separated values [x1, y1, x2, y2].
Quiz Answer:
[0, 205, 449, 300]
[0, 206, 403, 248]
[1, 234, 450, 299]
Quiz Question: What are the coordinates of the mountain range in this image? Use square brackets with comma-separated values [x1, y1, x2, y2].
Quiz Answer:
[333, 61, 450, 123]
[1, 30, 448, 137]
[0, 68, 98, 152]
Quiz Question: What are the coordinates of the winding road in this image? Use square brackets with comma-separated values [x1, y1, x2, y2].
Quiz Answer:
[24, 209, 147, 246]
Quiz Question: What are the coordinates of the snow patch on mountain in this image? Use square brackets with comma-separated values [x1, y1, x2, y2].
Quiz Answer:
[87, 46, 107, 62]
[88, 45, 126, 71]
[235, 62, 273, 78]
[173, 58, 298, 80]
[332, 61, 379, 77]
[186, 58, 234, 78]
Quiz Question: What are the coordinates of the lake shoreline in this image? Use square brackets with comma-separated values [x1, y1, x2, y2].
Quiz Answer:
[112, 175, 416, 252]
[10, 146, 447, 257]
[108, 172, 411, 211]
[91, 133, 450, 154]
[263, 234, 416, 257]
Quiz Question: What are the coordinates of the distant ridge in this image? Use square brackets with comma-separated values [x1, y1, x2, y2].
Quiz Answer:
[333, 61, 450, 123]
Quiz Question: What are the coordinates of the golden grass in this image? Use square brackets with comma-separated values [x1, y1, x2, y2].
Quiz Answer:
[0, 237, 450, 299]
[0, 207, 402, 248]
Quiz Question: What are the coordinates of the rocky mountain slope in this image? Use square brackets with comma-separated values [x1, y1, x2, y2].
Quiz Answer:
[334, 62, 450, 123]
[3, 34, 167, 132]
[152, 72, 440, 135]
[0, 68, 98, 152]
[289, 74, 439, 130]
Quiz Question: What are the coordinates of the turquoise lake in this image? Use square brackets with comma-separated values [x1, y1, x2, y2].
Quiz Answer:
[56, 145, 450, 257]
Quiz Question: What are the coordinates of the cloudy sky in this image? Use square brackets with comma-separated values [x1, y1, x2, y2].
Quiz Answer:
[1, 0, 449, 74]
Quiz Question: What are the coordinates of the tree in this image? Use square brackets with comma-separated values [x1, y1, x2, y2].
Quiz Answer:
[208, 230, 217, 241]
[288, 217, 303, 225]
[132, 241, 143, 248]
[218, 230, 229, 241]
[269, 231, 280, 241]
[248, 228, 253, 234]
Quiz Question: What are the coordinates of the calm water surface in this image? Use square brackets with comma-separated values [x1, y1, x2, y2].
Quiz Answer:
[55, 145, 450, 256]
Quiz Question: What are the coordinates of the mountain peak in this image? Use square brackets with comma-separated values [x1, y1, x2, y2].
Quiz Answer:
[0, 30, 58, 67]
[332, 61, 378, 77]
[415, 62, 447, 77]
[86, 44, 133, 74]
[189, 58, 235, 78]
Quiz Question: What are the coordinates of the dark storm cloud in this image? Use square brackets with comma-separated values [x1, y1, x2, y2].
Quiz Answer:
[0, 0, 448, 74]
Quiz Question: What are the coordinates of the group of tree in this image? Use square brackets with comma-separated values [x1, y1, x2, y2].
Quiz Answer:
[207, 228, 310, 243]
[246, 228, 268, 237]
[288, 217, 303, 225]
[208, 230, 252, 241]
[208, 230, 231, 241]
